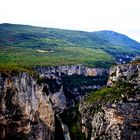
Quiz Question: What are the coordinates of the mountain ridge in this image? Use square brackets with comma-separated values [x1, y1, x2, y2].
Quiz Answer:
[0, 23, 140, 68]
[93, 30, 140, 50]
[0, 23, 140, 44]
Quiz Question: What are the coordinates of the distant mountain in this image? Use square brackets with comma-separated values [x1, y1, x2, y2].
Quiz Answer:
[94, 30, 140, 50]
[0, 23, 140, 68]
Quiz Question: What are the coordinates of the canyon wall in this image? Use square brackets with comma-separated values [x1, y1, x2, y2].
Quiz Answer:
[36, 65, 109, 77]
[79, 63, 140, 140]
[0, 72, 54, 140]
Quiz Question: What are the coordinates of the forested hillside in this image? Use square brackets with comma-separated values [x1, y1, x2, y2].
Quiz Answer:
[0, 23, 140, 69]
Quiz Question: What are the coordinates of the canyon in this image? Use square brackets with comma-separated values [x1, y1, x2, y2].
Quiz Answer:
[35, 65, 109, 112]
[0, 65, 108, 139]
[0, 63, 139, 140]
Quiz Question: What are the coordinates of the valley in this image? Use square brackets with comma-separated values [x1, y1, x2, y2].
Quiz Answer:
[0, 23, 140, 140]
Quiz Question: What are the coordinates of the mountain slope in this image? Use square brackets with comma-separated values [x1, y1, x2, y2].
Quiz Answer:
[0, 23, 140, 68]
[94, 30, 140, 50]
[1, 24, 140, 50]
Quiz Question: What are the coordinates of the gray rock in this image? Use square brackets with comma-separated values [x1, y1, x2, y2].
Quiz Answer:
[0, 72, 54, 140]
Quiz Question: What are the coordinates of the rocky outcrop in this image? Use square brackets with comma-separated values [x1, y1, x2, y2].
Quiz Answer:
[35, 65, 109, 112]
[108, 63, 140, 87]
[79, 63, 140, 140]
[0, 72, 55, 140]
[80, 93, 140, 140]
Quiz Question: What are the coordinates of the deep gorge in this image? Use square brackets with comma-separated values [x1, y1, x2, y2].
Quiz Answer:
[0, 63, 140, 140]
[0, 65, 109, 140]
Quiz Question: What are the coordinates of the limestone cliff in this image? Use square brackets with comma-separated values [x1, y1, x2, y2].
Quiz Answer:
[0, 72, 54, 140]
[79, 63, 140, 140]
[36, 65, 109, 77]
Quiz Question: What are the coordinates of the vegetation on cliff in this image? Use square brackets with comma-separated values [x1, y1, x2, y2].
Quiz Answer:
[0, 65, 36, 77]
[85, 82, 136, 103]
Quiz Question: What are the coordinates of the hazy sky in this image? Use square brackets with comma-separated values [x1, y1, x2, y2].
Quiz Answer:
[0, 0, 140, 42]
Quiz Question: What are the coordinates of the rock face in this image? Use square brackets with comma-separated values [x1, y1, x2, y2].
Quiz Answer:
[0, 72, 54, 140]
[36, 65, 109, 78]
[108, 63, 140, 87]
[79, 63, 140, 140]
[36, 65, 109, 112]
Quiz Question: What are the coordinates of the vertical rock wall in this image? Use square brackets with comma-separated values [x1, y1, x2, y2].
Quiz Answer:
[0, 72, 55, 140]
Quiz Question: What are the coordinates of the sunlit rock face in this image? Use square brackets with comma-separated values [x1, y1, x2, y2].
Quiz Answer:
[0, 72, 54, 140]
[79, 63, 140, 140]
